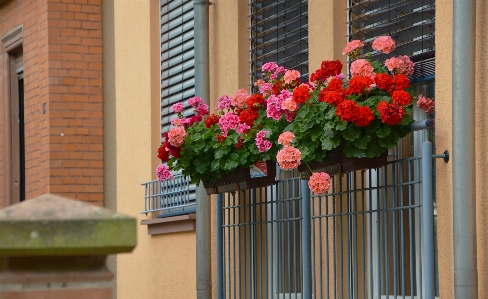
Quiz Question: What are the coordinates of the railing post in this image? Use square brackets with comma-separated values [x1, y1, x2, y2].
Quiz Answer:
[300, 178, 312, 299]
[422, 141, 435, 298]
[216, 193, 224, 299]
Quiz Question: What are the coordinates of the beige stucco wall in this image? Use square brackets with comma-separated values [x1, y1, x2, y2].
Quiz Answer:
[436, 0, 488, 298]
[105, 0, 196, 298]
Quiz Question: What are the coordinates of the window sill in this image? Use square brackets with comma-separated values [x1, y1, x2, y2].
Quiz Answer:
[140, 213, 196, 235]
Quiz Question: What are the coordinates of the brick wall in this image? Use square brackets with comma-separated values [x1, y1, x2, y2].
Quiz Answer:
[0, 0, 104, 206]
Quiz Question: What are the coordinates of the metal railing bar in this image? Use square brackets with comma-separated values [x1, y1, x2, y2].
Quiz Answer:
[393, 162, 399, 298]
[311, 204, 422, 219]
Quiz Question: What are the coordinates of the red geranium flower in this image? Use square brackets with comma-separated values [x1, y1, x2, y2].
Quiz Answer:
[394, 74, 410, 90]
[354, 106, 374, 127]
[162, 132, 181, 158]
[318, 90, 344, 106]
[325, 78, 344, 92]
[215, 134, 226, 144]
[272, 80, 284, 95]
[374, 73, 394, 93]
[321, 60, 343, 77]
[239, 109, 259, 127]
[310, 60, 343, 82]
[205, 114, 220, 128]
[292, 84, 311, 104]
[247, 94, 266, 110]
[391, 90, 412, 106]
[157, 142, 170, 162]
[377, 101, 405, 125]
[235, 138, 244, 150]
[336, 99, 360, 122]
[347, 76, 373, 95]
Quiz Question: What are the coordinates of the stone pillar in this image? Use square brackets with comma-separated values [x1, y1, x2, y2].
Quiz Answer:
[0, 194, 136, 299]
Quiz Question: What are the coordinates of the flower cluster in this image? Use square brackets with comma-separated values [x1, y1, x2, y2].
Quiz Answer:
[155, 36, 432, 194]
[276, 132, 301, 170]
[417, 95, 435, 114]
[308, 172, 331, 194]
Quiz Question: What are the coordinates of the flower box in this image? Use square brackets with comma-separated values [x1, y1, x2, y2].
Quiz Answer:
[202, 161, 276, 195]
[298, 141, 388, 177]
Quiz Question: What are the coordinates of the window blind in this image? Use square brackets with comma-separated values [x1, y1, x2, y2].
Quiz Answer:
[250, 0, 309, 90]
[348, 0, 435, 81]
[161, 0, 196, 134]
[159, 0, 196, 215]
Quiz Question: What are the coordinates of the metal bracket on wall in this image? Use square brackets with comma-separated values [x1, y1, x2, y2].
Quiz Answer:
[433, 150, 449, 163]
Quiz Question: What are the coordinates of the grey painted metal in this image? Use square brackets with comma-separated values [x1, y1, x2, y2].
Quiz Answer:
[216, 157, 439, 298]
[140, 175, 195, 216]
[301, 178, 312, 299]
[422, 142, 435, 298]
[216, 193, 224, 299]
[193, 1, 211, 298]
[452, 0, 478, 298]
[411, 119, 435, 132]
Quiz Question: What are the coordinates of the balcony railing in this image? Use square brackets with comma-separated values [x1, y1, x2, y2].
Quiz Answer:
[141, 174, 196, 218]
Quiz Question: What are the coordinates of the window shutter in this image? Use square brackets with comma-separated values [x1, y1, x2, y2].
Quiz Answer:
[161, 0, 196, 134]
[159, 0, 196, 216]
[348, 0, 435, 81]
[250, 0, 309, 90]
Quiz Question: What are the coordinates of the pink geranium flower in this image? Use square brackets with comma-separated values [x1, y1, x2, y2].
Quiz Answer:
[385, 56, 415, 76]
[417, 95, 435, 113]
[342, 40, 364, 56]
[372, 36, 396, 54]
[168, 126, 186, 147]
[284, 70, 300, 84]
[277, 146, 301, 170]
[308, 172, 331, 194]
[350, 59, 375, 78]
[156, 164, 174, 181]
[282, 96, 297, 111]
[172, 102, 184, 113]
[278, 131, 295, 147]
[255, 130, 272, 152]
[231, 89, 249, 109]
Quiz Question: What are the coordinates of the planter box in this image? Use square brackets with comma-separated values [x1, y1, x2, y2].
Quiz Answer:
[202, 161, 276, 195]
[298, 142, 388, 177]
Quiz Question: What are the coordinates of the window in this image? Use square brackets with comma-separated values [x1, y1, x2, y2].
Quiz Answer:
[348, 0, 435, 82]
[1, 25, 24, 207]
[250, 0, 309, 91]
[156, 0, 196, 217]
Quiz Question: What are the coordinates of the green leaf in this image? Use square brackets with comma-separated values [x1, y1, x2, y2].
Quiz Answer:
[343, 125, 361, 141]
[195, 159, 208, 174]
[343, 143, 364, 157]
[224, 160, 238, 170]
[378, 130, 399, 149]
[335, 120, 347, 131]
[376, 126, 391, 138]
[351, 134, 371, 150]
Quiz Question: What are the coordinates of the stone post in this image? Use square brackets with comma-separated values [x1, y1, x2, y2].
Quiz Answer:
[0, 194, 136, 299]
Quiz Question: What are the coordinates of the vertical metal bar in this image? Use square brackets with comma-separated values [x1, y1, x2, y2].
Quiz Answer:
[368, 169, 374, 299]
[216, 193, 224, 299]
[400, 162, 406, 298]
[422, 142, 435, 299]
[408, 160, 415, 298]
[301, 178, 312, 299]
[393, 162, 398, 298]
[194, 0, 211, 297]
[347, 174, 353, 299]
[452, 0, 478, 297]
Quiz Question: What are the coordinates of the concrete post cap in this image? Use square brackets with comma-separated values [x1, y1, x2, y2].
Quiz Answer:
[0, 194, 137, 256]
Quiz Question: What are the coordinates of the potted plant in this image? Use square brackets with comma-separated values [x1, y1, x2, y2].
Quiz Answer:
[156, 36, 435, 196]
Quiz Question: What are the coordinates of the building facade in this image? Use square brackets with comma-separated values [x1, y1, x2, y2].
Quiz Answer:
[2, 0, 488, 298]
